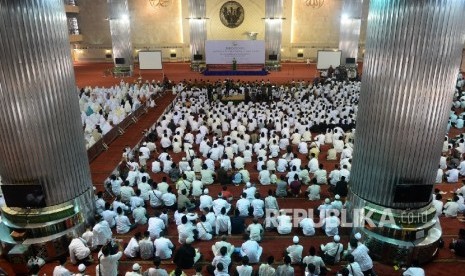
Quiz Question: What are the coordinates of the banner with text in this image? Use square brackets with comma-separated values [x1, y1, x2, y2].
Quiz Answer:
[205, 40, 265, 64]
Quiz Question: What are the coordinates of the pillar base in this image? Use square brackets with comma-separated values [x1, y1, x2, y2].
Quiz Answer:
[348, 191, 442, 265]
[0, 189, 94, 261]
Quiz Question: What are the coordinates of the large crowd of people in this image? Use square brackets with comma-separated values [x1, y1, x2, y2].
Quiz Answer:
[45, 74, 465, 275]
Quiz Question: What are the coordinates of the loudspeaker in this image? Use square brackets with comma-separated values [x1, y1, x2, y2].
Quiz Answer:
[115, 58, 125, 64]
[297, 53, 304, 58]
[105, 54, 112, 59]
[268, 54, 278, 61]
[193, 54, 203, 61]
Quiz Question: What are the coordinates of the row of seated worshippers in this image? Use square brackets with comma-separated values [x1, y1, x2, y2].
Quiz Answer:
[79, 80, 164, 149]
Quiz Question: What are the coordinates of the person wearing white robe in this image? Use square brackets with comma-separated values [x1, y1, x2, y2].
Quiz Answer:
[299, 217, 316, 236]
[240, 238, 263, 264]
[197, 215, 213, 241]
[286, 236, 304, 264]
[154, 234, 175, 259]
[124, 233, 141, 258]
[68, 237, 91, 264]
[323, 212, 340, 237]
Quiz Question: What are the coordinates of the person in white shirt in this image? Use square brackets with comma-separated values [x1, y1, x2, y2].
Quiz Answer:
[161, 187, 177, 210]
[241, 236, 263, 264]
[436, 166, 444, 183]
[299, 215, 315, 236]
[120, 181, 135, 203]
[116, 207, 135, 234]
[264, 190, 279, 214]
[201, 164, 215, 185]
[403, 260, 425, 276]
[307, 179, 321, 201]
[96, 243, 123, 276]
[95, 191, 105, 215]
[243, 182, 257, 201]
[258, 256, 276, 276]
[216, 207, 232, 235]
[258, 166, 271, 185]
[350, 239, 375, 275]
[129, 190, 145, 211]
[53, 256, 72, 276]
[251, 194, 265, 218]
[329, 164, 341, 186]
[144, 257, 168, 276]
[92, 216, 112, 248]
[197, 215, 213, 240]
[213, 193, 231, 215]
[308, 153, 319, 173]
[236, 256, 254, 276]
[331, 194, 343, 212]
[320, 235, 343, 264]
[277, 211, 292, 235]
[154, 232, 175, 259]
[148, 211, 166, 239]
[101, 202, 117, 228]
[177, 215, 196, 244]
[323, 211, 340, 237]
[124, 232, 141, 258]
[109, 174, 123, 196]
[132, 203, 147, 225]
[246, 218, 264, 242]
[236, 193, 251, 216]
[314, 164, 327, 185]
[302, 246, 326, 276]
[139, 231, 154, 260]
[148, 183, 163, 208]
[212, 235, 235, 257]
[344, 254, 364, 276]
[443, 195, 460, 217]
[200, 188, 213, 210]
[433, 193, 444, 217]
[286, 236, 304, 264]
[68, 236, 92, 265]
[446, 167, 459, 183]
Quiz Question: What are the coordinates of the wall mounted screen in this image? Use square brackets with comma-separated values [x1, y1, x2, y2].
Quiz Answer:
[139, 51, 163, 70]
[317, 50, 342, 70]
[206, 40, 265, 64]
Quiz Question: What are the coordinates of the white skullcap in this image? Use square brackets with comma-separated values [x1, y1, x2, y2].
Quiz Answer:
[354, 232, 362, 240]
[246, 182, 251, 187]
[78, 264, 86, 272]
[324, 198, 330, 204]
[132, 263, 141, 271]
[335, 194, 340, 200]
[293, 236, 299, 243]
[203, 188, 209, 194]
[142, 142, 147, 146]
[334, 235, 341, 242]
[186, 237, 194, 244]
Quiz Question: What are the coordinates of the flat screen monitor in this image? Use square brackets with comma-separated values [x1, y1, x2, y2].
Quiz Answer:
[193, 54, 203, 61]
[268, 54, 278, 61]
[1, 184, 46, 208]
[393, 184, 433, 203]
[346, 57, 356, 64]
[115, 58, 125, 64]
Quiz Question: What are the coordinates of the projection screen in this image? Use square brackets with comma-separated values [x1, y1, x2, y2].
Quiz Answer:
[317, 50, 342, 70]
[139, 51, 163, 70]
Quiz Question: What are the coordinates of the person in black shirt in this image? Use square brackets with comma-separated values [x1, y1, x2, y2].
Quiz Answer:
[450, 228, 465, 257]
[173, 237, 201, 269]
[333, 176, 348, 197]
[231, 208, 246, 235]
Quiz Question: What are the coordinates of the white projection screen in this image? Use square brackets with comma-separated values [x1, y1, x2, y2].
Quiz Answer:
[317, 50, 342, 70]
[206, 40, 265, 64]
[139, 51, 163, 70]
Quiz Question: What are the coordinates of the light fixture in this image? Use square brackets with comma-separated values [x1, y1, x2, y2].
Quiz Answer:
[306, 0, 324, 9]
[149, 0, 171, 8]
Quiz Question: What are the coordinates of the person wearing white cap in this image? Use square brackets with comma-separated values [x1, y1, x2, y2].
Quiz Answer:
[320, 235, 343, 265]
[243, 182, 256, 202]
[350, 238, 376, 276]
[75, 264, 88, 276]
[331, 194, 343, 212]
[178, 157, 191, 172]
[125, 263, 142, 276]
[213, 193, 231, 216]
[199, 188, 213, 210]
[139, 142, 150, 159]
[317, 198, 333, 220]
[344, 232, 363, 258]
[286, 236, 304, 264]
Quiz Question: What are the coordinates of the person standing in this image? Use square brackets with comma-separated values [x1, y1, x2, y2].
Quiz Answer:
[96, 242, 123, 276]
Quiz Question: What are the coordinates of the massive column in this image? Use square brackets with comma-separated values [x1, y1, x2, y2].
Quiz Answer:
[188, 0, 207, 61]
[108, 0, 133, 73]
[0, 0, 94, 260]
[265, 0, 283, 61]
[349, 0, 465, 264]
[338, 0, 363, 64]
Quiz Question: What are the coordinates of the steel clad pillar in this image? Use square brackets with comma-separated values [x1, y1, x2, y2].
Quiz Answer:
[108, 0, 133, 74]
[348, 0, 465, 265]
[0, 0, 94, 260]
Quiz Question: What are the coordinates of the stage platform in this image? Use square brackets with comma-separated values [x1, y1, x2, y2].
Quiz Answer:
[203, 64, 269, 76]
